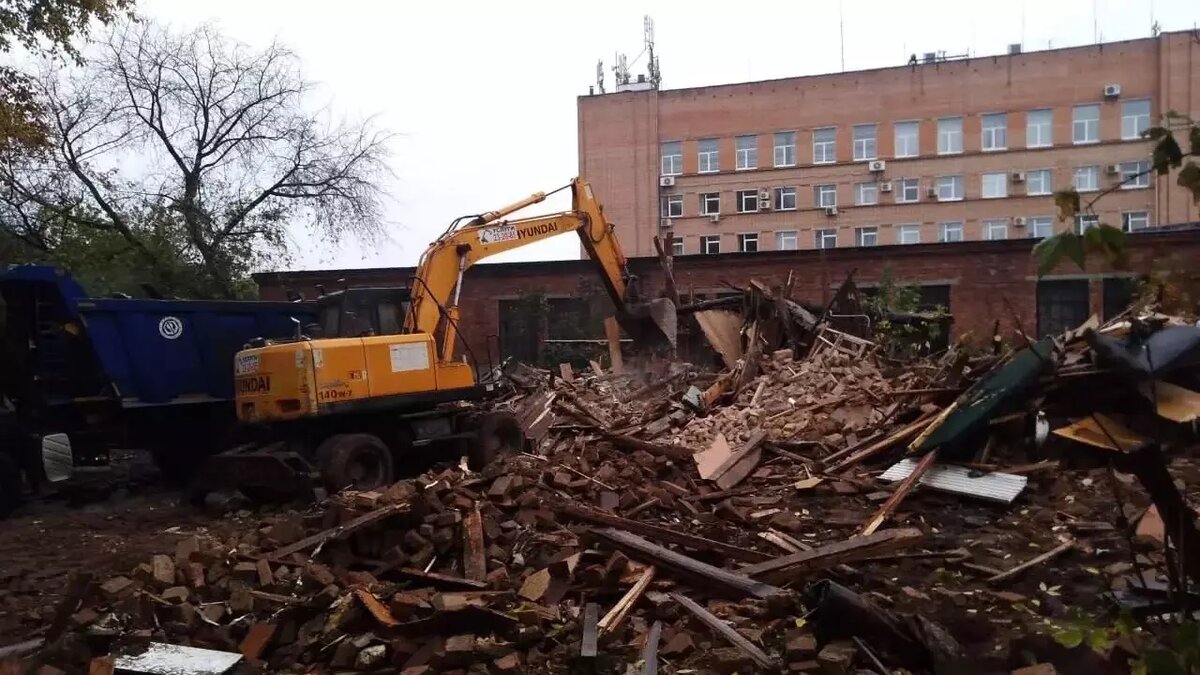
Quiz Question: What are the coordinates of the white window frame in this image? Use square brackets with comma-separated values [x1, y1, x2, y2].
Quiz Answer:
[1026, 109, 1052, 148]
[1027, 169, 1052, 196]
[897, 224, 920, 244]
[814, 228, 838, 249]
[852, 124, 877, 161]
[855, 226, 878, 247]
[660, 141, 682, 176]
[1075, 214, 1099, 234]
[1121, 99, 1151, 140]
[775, 230, 798, 251]
[897, 178, 919, 203]
[670, 238, 685, 256]
[737, 232, 759, 253]
[936, 175, 964, 202]
[1029, 216, 1054, 239]
[984, 219, 1009, 240]
[773, 131, 797, 167]
[813, 127, 836, 164]
[736, 189, 759, 213]
[735, 135, 758, 170]
[774, 186, 797, 211]
[939, 221, 964, 242]
[815, 184, 837, 208]
[699, 192, 720, 215]
[1122, 210, 1149, 232]
[701, 234, 721, 254]
[894, 121, 919, 158]
[698, 138, 720, 173]
[855, 182, 878, 206]
[981, 113, 1008, 151]
[1074, 165, 1100, 192]
[1120, 160, 1151, 189]
[981, 173, 1008, 199]
[1073, 104, 1100, 144]
[661, 194, 683, 218]
[938, 116, 963, 154]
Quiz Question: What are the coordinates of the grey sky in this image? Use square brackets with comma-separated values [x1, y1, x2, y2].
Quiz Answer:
[140, 0, 1195, 270]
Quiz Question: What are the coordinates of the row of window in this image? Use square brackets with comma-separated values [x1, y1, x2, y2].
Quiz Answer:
[660, 161, 1150, 218]
[676, 211, 1151, 254]
[661, 100, 1152, 174]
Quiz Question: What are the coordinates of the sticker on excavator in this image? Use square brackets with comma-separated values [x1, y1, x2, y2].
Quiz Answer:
[317, 387, 353, 402]
[479, 223, 518, 245]
[235, 353, 260, 375]
[389, 343, 430, 373]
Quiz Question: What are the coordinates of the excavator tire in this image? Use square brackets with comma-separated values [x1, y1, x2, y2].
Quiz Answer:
[315, 433, 395, 493]
[468, 411, 524, 471]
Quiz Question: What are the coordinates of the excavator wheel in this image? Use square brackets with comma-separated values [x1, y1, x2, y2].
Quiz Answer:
[468, 411, 524, 471]
[315, 433, 395, 493]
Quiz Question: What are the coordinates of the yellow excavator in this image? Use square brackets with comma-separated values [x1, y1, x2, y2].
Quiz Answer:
[207, 178, 675, 498]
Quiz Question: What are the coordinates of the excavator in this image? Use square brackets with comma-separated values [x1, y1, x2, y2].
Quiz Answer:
[206, 178, 675, 498]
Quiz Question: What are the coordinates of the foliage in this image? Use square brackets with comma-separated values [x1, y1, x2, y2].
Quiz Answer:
[0, 19, 391, 298]
[1050, 612, 1200, 675]
[1035, 112, 1200, 276]
[861, 267, 947, 358]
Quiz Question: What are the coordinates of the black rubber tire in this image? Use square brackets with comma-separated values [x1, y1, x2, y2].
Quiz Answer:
[0, 453, 23, 517]
[315, 433, 395, 493]
[469, 411, 524, 471]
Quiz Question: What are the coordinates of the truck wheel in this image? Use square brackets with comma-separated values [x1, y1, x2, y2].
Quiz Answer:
[315, 434, 394, 493]
[469, 411, 524, 471]
[0, 454, 22, 517]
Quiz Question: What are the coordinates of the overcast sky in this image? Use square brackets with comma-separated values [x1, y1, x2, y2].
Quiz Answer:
[140, 0, 1195, 271]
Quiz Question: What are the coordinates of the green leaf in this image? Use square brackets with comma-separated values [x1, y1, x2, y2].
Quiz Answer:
[1141, 649, 1185, 675]
[1054, 627, 1085, 649]
[1153, 134, 1184, 174]
[1087, 628, 1112, 654]
[1177, 161, 1200, 204]
[1054, 188, 1081, 222]
[1033, 231, 1086, 276]
[1144, 125, 1172, 141]
[1083, 224, 1129, 268]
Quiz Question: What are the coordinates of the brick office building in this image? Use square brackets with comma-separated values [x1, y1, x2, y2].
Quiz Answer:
[577, 31, 1200, 258]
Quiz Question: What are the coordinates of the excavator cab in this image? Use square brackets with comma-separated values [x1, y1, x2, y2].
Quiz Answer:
[309, 288, 412, 339]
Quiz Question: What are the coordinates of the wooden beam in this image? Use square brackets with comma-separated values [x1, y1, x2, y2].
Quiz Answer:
[861, 449, 939, 536]
[670, 592, 777, 670]
[642, 620, 663, 675]
[580, 602, 599, 658]
[987, 541, 1074, 585]
[738, 528, 924, 582]
[258, 503, 407, 562]
[555, 502, 768, 563]
[462, 507, 487, 582]
[598, 565, 655, 635]
[824, 412, 935, 474]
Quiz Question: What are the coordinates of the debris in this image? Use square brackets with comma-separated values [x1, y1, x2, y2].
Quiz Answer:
[987, 541, 1075, 585]
[878, 458, 1028, 504]
[739, 528, 923, 583]
[112, 644, 241, 674]
[641, 620, 662, 674]
[1051, 414, 1149, 452]
[669, 592, 777, 670]
[580, 603, 599, 658]
[862, 451, 938, 536]
[462, 507, 487, 582]
[597, 565, 655, 635]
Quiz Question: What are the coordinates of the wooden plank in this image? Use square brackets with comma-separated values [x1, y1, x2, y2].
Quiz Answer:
[1052, 414, 1149, 452]
[87, 657, 114, 675]
[670, 592, 777, 670]
[694, 433, 733, 480]
[555, 503, 768, 563]
[733, 322, 762, 393]
[641, 620, 663, 675]
[709, 430, 768, 488]
[593, 528, 781, 599]
[580, 603, 599, 658]
[861, 449, 939, 536]
[824, 412, 935, 474]
[694, 310, 743, 370]
[738, 527, 924, 581]
[604, 317, 624, 374]
[1138, 380, 1200, 423]
[258, 503, 407, 561]
[597, 565, 655, 635]
[559, 363, 574, 383]
[462, 507, 487, 582]
[380, 566, 488, 590]
[988, 541, 1074, 585]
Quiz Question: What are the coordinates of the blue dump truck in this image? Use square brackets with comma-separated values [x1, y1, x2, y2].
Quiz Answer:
[0, 265, 316, 513]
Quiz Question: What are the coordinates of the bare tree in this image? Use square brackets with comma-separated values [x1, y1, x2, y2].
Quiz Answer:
[0, 20, 390, 297]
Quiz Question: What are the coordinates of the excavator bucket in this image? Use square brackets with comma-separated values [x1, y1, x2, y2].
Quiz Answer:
[622, 298, 677, 350]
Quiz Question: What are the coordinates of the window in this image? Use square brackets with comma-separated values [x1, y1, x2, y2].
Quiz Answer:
[774, 186, 797, 211]
[1121, 99, 1151, 140]
[1073, 104, 1100, 144]
[736, 189, 759, 213]
[1037, 279, 1090, 338]
[856, 226, 878, 247]
[982, 173, 1008, 199]
[815, 228, 838, 249]
[698, 138, 719, 173]
[671, 238, 685, 256]
[1075, 214, 1099, 233]
[735, 135, 757, 170]
[896, 178, 920, 203]
[938, 117, 963, 154]
[981, 113, 1007, 151]
[936, 175, 963, 201]
[894, 121, 919, 158]
[1027, 169, 1052, 195]
[813, 127, 836, 164]
[984, 219, 1009, 240]
[701, 234, 721, 254]
[774, 132, 796, 167]
[815, 184, 837, 208]
[660, 141, 682, 175]
[853, 124, 877, 161]
[1122, 211, 1150, 232]
[897, 224, 920, 244]
[699, 192, 720, 215]
[1029, 216, 1054, 239]
[939, 221, 964, 242]
[660, 194, 682, 218]
[1074, 165, 1100, 192]
[1027, 109, 1053, 147]
[855, 182, 878, 206]
[1120, 160, 1151, 189]
[738, 232, 759, 252]
[775, 230, 798, 250]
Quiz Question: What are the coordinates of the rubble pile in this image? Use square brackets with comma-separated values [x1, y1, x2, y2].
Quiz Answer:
[9, 301, 1200, 674]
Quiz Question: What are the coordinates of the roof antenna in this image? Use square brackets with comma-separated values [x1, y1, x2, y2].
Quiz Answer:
[839, 0, 846, 71]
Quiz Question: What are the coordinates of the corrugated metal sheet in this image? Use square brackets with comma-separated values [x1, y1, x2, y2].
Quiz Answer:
[880, 458, 1027, 504]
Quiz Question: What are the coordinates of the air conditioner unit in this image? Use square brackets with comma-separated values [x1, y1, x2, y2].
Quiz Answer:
[824, 206, 839, 217]
[1105, 164, 1120, 175]
[1013, 216, 1028, 227]
[758, 198, 772, 211]
[758, 189, 771, 201]
[868, 160, 886, 173]
[926, 187, 938, 199]
[1007, 43, 1022, 55]
[879, 181, 893, 193]
[659, 218, 673, 229]
[708, 214, 720, 224]
[1011, 171, 1026, 183]
[659, 175, 676, 187]
[1103, 83, 1121, 98]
